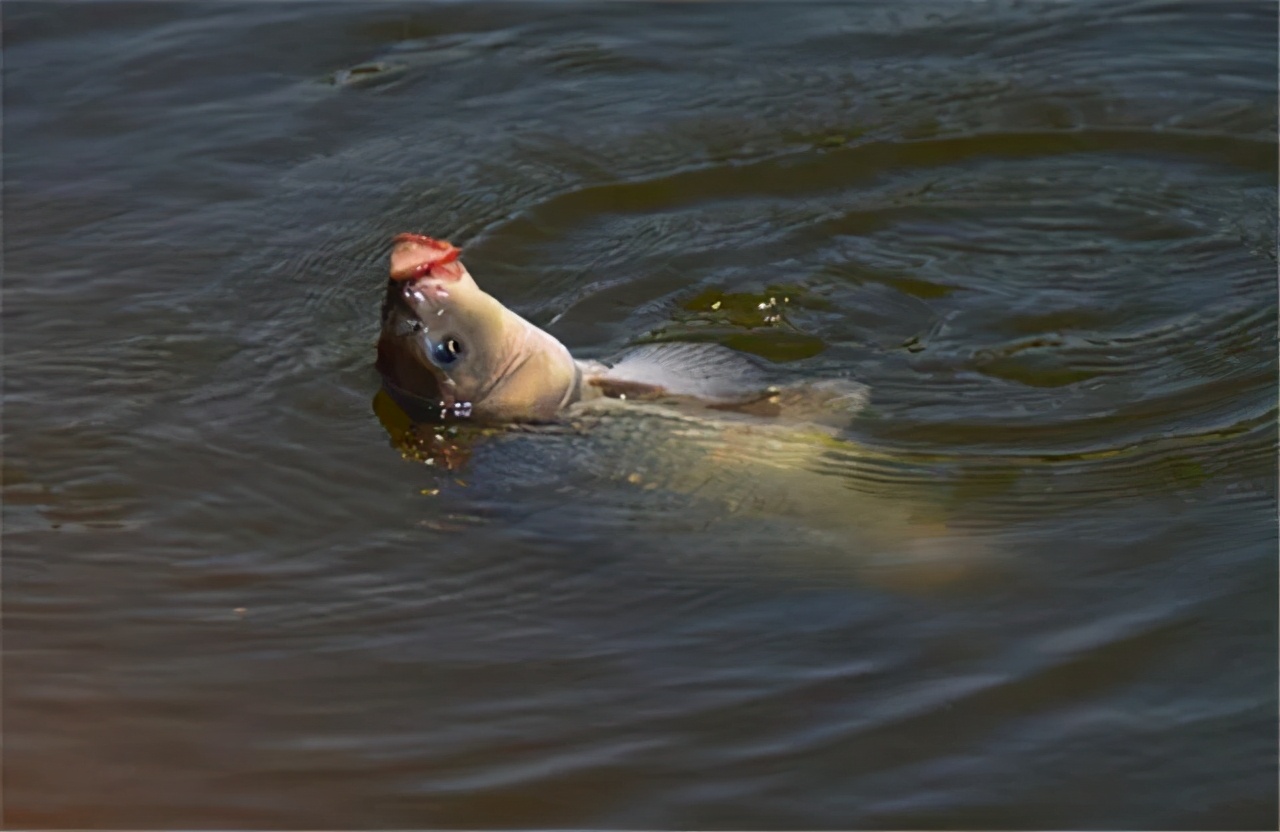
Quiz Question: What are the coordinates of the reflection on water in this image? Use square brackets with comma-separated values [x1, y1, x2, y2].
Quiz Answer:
[4, 1, 1277, 828]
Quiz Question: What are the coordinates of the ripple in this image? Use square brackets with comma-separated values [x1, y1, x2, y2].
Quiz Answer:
[6, 1, 1276, 828]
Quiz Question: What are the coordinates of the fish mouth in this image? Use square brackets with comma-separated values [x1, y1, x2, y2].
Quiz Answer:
[390, 233, 464, 283]
[385, 231, 463, 325]
[397, 276, 452, 317]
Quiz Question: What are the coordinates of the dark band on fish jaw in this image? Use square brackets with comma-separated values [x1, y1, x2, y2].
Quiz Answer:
[380, 376, 447, 423]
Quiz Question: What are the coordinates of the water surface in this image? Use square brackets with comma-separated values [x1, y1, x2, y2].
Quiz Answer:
[4, 1, 1277, 828]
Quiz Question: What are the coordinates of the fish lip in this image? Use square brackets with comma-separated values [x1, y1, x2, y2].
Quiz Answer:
[394, 275, 452, 318]
[389, 233, 464, 282]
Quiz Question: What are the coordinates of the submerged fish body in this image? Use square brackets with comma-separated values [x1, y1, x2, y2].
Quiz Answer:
[374, 386, 996, 588]
[374, 234, 997, 585]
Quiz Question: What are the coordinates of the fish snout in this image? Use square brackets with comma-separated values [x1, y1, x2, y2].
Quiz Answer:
[400, 277, 452, 311]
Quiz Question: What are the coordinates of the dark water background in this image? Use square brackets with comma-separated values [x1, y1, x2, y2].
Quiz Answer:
[4, 1, 1277, 828]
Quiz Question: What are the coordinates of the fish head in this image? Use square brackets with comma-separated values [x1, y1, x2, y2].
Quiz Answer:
[375, 233, 578, 423]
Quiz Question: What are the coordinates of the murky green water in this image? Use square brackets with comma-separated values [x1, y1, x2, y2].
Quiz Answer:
[5, 1, 1277, 827]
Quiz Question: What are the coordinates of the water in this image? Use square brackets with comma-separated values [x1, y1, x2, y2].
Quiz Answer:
[4, 1, 1277, 827]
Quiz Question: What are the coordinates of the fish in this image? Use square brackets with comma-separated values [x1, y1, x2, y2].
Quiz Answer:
[375, 232, 868, 429]
[373, 233, 1003, 589]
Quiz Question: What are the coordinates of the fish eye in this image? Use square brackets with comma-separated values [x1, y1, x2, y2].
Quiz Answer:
[432, 337, 463, 365]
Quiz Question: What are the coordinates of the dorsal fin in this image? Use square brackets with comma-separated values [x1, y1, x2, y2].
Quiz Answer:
[593, 342, 771, 403]
[583, 342, 870, 431]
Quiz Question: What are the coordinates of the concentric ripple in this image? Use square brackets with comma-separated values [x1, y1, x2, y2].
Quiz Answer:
[4, 1, 1275, 828]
